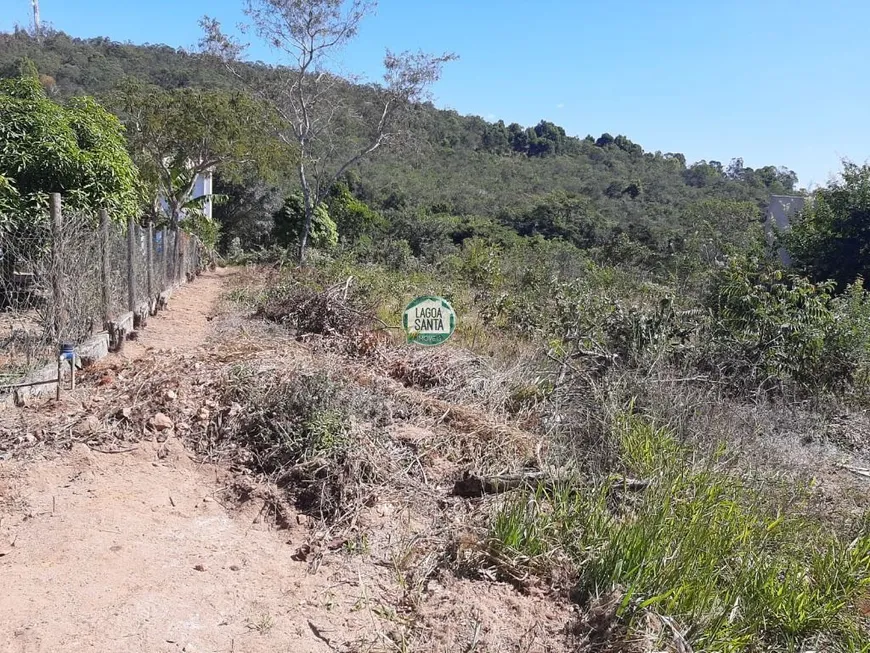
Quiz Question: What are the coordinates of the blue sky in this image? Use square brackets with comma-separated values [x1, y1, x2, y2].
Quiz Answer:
[3, 0, 869, 188]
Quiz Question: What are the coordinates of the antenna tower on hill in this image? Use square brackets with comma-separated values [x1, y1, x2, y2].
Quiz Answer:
[32, 0, 42, 41]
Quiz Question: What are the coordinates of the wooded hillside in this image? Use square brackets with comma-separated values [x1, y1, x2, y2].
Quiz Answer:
[0, 29, 800, 243]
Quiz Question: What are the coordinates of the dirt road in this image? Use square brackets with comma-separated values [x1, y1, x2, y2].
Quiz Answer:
[119, 268, 232, 359]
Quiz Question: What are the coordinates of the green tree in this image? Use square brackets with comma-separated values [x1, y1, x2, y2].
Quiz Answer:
[109, 81, 288, 230]
[785, 162, 870, 289]
[0, 75, 138, 221]
[512, 192, 606, 249]
[202, 0, 456, 263]
[213, 172, 283, 252]
[327, 183, 384, 243]
[595, 133, 615, 148]
[481, 120, 510, 153]
[273, 192, 337, 251]
[680, 198, 761, 263]
[684, 160, 724, 188]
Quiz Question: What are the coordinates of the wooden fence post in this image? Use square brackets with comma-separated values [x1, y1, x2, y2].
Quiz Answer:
[146, 221, 154, 311]
[99, 209, 111, 327]
[49, 193, 63, 341]
[126, 216, 135, 312]
[160, 229, 167, 291]
[173, 229, 180, 285]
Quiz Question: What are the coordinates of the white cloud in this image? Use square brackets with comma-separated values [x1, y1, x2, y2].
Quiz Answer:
[556, 103, 565, 109]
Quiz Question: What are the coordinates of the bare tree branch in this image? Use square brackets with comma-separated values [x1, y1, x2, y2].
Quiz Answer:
[200, 1, 456, 261]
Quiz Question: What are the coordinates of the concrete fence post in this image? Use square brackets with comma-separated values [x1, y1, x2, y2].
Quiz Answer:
[146, 221, 154, 310]
[160, 229, 167, 291]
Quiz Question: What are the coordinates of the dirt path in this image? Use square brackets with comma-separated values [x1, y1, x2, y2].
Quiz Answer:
[0, 269, 574, 653]
[119, 268, 234, 360]
[0, 271, 361, 653]
[0, 442, 356, 653]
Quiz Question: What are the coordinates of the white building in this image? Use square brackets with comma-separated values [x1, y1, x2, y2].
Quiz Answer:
[157, 162, 214, 222]
[766, 194, 807, 266]
[191, 168, 214, 221]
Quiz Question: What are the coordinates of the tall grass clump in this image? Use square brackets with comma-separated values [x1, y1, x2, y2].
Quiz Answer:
[489, 410, 870, 651]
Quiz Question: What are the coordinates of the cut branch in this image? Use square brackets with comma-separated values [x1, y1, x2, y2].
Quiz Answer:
[451, 471, 652, 498]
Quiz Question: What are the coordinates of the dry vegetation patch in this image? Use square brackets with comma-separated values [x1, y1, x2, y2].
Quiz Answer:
[3, 265, 870, 652]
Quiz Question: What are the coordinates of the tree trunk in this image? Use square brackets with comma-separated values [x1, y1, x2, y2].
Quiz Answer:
[298, 200, 314, 264]
[296, 156, 313, 264]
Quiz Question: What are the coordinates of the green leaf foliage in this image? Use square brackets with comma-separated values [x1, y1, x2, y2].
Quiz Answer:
[0, 30, 800, 247]
[327, 183, 386, 242]
[0, 74, 138, 222]
[707, 255, 867, 390]
[273, 193, 338, 251]
[785, 162, 870, 289]
[108, 79, 293, 225]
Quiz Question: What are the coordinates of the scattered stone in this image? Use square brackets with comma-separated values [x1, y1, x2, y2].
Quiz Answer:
[165, 389, 178, 401]
[194, 564, 207, 572]
[291, 544, 311, 562]
[196, 407, 210, 422]
[73, 415, 101, 437]
[148, 412, 174, 431]
[229, 564, 241, 572]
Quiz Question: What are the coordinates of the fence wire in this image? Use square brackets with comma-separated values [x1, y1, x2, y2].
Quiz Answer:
[0, 200, 204, 384]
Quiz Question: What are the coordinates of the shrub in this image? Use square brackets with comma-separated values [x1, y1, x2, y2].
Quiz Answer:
[706, 255, 870, 391]
[221, 369, 351, 472]
[489, 411, 870, 651]
[272, 192, 338, 251]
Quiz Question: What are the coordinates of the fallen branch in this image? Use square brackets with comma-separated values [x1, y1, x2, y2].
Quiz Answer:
[90, 446, 139, 454]
[452, 471, 651, 498]
[835, 463, 870, 479]
[453, 471, 548, 497]
[333, 299, 397, 331]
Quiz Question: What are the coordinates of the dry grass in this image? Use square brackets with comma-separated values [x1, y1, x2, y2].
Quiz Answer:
[5, 264, 870, 652]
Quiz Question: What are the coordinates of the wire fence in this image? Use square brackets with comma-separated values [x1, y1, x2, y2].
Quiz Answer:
[0, 194, 205, 385]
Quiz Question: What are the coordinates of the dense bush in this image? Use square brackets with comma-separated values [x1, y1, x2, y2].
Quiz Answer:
[706, 256, 870, 391]
[272, 192, 338, 251]
[785, 162, 870, 289]
[0, 74, 139, 222]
